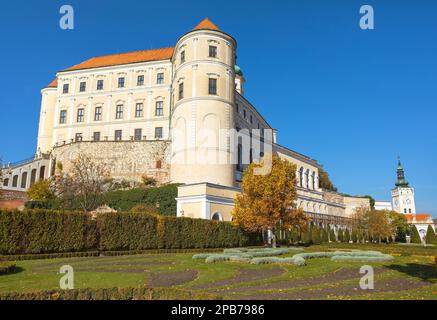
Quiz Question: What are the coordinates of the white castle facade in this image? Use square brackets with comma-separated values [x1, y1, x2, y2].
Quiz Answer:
[1, 18, 369, 227]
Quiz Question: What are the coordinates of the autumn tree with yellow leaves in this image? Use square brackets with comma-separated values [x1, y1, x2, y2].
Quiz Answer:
[232, 155, 308, 239]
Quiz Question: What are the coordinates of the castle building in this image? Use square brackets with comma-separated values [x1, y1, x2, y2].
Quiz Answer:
[1, 18, 369, 227]
[375, 159, 434, 239]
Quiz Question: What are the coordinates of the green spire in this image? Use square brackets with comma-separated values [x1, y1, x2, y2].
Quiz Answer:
[395, 157, 409, 187]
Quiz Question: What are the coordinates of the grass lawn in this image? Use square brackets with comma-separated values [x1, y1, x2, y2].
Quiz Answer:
[0, 243, 436, 300]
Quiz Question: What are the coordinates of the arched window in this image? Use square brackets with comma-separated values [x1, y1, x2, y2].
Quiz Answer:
[305, 169, 310, 189]
[21, 172, 28, 189]
[311, 172, 316, 190]
[39, 166, 46, 180]
[12, 175, 18, 187]
[212, 212, 223, 221]
[30, 169, 37, 186]
[299, 167, 304, 187]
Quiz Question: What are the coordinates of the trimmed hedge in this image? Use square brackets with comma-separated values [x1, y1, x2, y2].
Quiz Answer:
[0, 287, 222, 300]
[0, 209, 98, 255]
[0, 262, 16, 275]
[98, 213, 257, 251]
[0, 209, 260, 255]
[25, 184, 180, 216]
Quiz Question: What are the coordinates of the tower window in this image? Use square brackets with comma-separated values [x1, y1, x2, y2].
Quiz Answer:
[155, 101, 164, 116]
[96, 80, 104, 90]
[209, 45, 217, 58]
[59, 110, 67, 124]
[134, 128, 142, 141]
[157, 73, 164, 84]
[180, 51, 185, 64]
[137, 75, 144, 86]
[115, 105, 124, 119]
[62, 83, 69, 94]
[115, 130, 122, 141]
[208, 78, 217, 95]
[135, 103, 144, 118]
[118, 77, 125, 88]
[94, 106, 102, 121]
[77, 108, 84, 123]
[79, 82, 86, 92]
[155, 127, 163, 139]
[178, 82, 184, 100]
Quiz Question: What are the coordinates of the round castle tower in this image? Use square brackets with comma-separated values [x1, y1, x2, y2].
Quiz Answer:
[170, 18, 237, 187]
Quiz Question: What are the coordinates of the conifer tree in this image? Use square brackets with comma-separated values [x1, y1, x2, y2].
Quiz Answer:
[410, 226, 421, 244]
[344, 229, 351, 243]
[329, 228, 336, 242]
[425, 225, 437, 245]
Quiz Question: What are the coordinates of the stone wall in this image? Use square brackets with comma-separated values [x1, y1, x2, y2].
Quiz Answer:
[51, 140, 171, 184]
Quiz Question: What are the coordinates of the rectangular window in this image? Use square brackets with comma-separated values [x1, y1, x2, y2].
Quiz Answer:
[75, 133, 83, 142]
[134, 128, 142, 141]
[59, 110, 67, 124]
[77, 108, 84, 123]
[115, 105, 123, 119]
[208, 78, 217, 95]
[93, 132, 101, 142]
[181, 51, 185, 64]
[94, 106, 102, 121]
[178, 82, 184, 100]
[114, 130, 122, 141]
[157, 73, 164, 84]
[243, 109, 246, 119]
[96, 80, 104, 90]
[62, 83, 69, 94]
[135, 103, 143, 118]
[155, 127, 163, 139]
[137, 75, 144, 86]
[250, 115, 253, 124]
[79, 82, 86, 92]
[118, 77, 125, 88]
[209, 45, 217, 58]
[155, 101, 164, 116]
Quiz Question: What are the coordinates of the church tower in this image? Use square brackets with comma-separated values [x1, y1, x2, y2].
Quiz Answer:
[391, 158, 416, 214]
[169, 18, 237, 187]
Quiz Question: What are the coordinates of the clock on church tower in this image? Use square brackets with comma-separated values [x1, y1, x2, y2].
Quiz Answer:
[391, 158, 416, 214]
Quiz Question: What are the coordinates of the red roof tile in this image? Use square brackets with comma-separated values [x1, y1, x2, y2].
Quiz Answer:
[405, 214, 433, 222]
[63, 47, 174, 72]
[193, 18, 220, 31]
[47, 78, 58, 88]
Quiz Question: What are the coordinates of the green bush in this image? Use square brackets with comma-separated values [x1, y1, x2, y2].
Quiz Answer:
[103, 184, 180, 215]
[0, 287, 222, 300]
[425, 225, 437, 245]
[344, 229, 351, 243]
[0, 262, 16, 275]
[411, 225, 422, 244]
[0, 209, 98, 255]
[329, 228, 336, 242]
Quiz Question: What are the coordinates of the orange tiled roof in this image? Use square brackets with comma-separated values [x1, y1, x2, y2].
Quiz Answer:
[193, 18, 220, 31]
[405, 214, 433, 222]
[63, 47, 174, 72]
[48, 78, 58, 88]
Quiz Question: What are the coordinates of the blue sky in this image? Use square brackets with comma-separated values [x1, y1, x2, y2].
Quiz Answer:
[0, 0, 436, 216]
